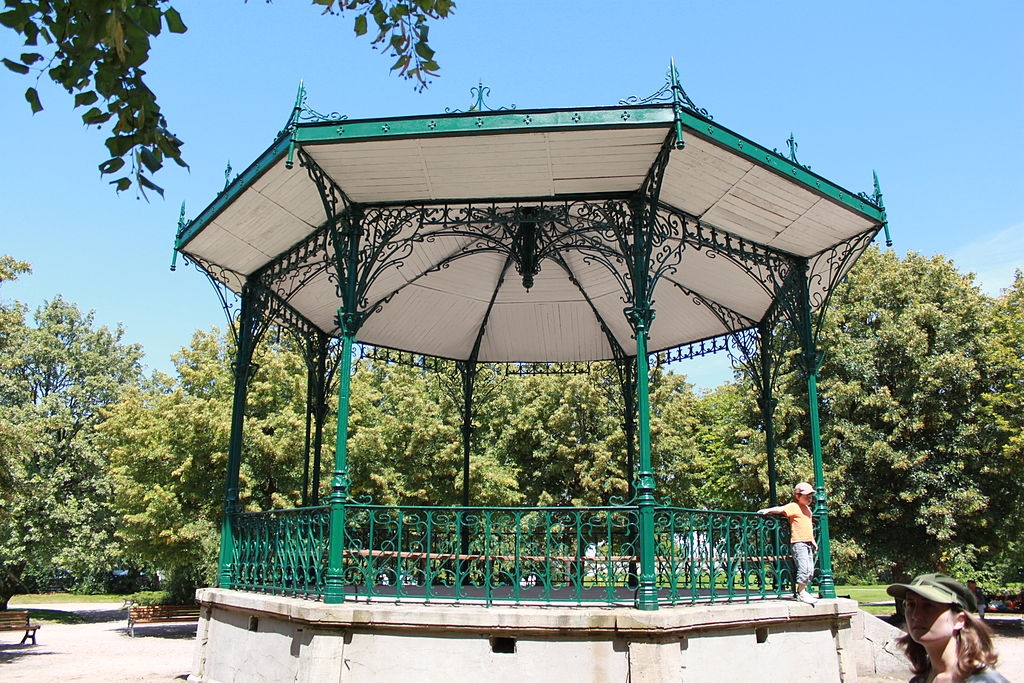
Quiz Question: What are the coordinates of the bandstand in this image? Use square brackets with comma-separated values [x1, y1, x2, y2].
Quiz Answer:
[175, 65, 888, 682]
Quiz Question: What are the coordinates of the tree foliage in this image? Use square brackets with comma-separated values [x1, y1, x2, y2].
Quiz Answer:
[811, 247, 1005, 579]
[1, 0, 454, 196]
[98, 327, 311, 585]
[0, 290, 144, 608]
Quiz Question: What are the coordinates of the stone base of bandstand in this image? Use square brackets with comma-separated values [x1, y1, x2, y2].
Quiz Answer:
[189, 588, 865, 683]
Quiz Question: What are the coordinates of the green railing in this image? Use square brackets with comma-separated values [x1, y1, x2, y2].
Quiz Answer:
[228, 504, 792, 606]
[232, 505, 330, 598]
[653, 507, 792, 605]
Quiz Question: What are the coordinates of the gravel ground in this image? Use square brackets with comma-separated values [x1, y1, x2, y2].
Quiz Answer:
[1, 602, 1021, 681]
[0, 602, 196, 682]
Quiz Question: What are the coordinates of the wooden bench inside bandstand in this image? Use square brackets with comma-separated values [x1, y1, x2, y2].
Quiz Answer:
[0, 610, 40, 644]
[126, 604, 201, 637]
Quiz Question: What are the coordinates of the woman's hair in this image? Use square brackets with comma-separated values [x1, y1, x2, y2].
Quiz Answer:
[897, 607, 999, 678]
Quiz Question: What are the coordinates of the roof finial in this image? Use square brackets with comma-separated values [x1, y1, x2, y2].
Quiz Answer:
[873, 170, 892, 247]
[284, 80, 306, 169]
[170, 201, 186, 271]
[446, 81, 516, 113]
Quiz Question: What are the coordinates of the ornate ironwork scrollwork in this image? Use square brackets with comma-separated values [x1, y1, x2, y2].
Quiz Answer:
[619, 61, 712, 120]
[655, 337, 731, 364]
[444, 81, 516, 113]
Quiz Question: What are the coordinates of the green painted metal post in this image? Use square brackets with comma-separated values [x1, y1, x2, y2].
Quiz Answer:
[324, 330, 354, 604]
[217, 285, 257, 589]
[797, 263, 837, 599]
[634, 327, 659, 610]
[324, 200, 362, 604]
[759, 323, 779, 506]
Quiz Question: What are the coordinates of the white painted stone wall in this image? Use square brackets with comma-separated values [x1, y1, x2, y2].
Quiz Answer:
[189, 589, 863, 683]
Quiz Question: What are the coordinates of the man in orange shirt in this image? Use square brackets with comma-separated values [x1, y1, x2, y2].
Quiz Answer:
[757, 482, 819, 604]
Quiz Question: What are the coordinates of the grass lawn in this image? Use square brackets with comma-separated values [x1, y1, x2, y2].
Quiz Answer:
[10, 593, 125, 605]
[8, 593, 128, 625]
[833, 584, 897, 616]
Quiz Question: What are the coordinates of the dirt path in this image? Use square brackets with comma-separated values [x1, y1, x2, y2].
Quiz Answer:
[0, 602, 195, 682]
[1, 602, 1021, 681]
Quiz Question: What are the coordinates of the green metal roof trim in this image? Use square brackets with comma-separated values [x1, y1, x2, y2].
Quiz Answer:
[293, 104, 677, 142]
[176, 100, 884, 250]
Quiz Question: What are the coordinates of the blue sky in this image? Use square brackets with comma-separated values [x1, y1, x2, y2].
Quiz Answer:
[2, 1, 1021, 389]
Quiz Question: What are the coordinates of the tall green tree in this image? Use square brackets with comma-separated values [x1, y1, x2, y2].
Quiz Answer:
[0, 256, 32, 498]
[1, 0, 453, 195]
[481, 368, 626, 507]
[346, 360, 520, 506]
[810, 247, 999, 579]
[979, 271, 1024, 577]
[99, 326, 311, 586]
[0, 293, 144, 608]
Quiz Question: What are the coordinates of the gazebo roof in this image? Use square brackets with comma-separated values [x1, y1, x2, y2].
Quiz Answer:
[176, 87, 885, 364]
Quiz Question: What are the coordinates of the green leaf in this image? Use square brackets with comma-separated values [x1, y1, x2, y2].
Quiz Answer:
[391, 54, 410, 71]
[138, 174, 165, 198]
[99, 157, 126, 175]
[25, 87, 42, 113]
[163, 7, 187, 34]
[414, 41, 434, 60]
[111, 177, 132, 192]
[74, 91, 99, 107]
[0, 9, 27, 30]
[137, 6, 162, 35]
[105, 135, 134, 157]
[82, 107, 112, 125]
[3, 58, 29, 75]
[139, 147, 162, 173]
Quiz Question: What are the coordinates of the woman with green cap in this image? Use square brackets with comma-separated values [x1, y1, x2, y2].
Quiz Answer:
[886, 573, 1010, 682]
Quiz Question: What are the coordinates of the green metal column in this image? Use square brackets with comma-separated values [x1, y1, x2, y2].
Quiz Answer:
[633, 325, 659, 610]
[759, 322, 780, 506]
[324, 202, 362, 604]
[796, 261, 836, 599]
[627, 191, 660, 611]
[324, 330, 354, 604]
[217, 283, 258, 589]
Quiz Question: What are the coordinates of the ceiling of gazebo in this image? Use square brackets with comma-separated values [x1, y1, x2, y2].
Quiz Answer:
[177, 102, 884, 363]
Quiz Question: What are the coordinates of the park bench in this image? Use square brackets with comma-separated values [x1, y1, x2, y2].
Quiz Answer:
[126, 604, 200, 637]
[0, 609, 40, 644]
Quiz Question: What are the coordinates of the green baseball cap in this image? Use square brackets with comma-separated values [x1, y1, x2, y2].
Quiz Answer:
[886, 573, 977, 612]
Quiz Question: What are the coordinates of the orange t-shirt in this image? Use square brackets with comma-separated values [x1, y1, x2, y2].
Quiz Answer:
[783, 501, 814, 543]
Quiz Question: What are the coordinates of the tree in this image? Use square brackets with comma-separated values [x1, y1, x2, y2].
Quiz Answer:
[810, 247, 999, 579]
[0, 256, 31, 496]
[1, 0, 454, 196]
[0, 293, 144, 608]
[979, 271, 1024, 579]
[346, 359, 521, 506]
[98, 326, 313, 587]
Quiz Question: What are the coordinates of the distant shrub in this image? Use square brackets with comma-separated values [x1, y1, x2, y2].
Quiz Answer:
[128, 590, 174, 606]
